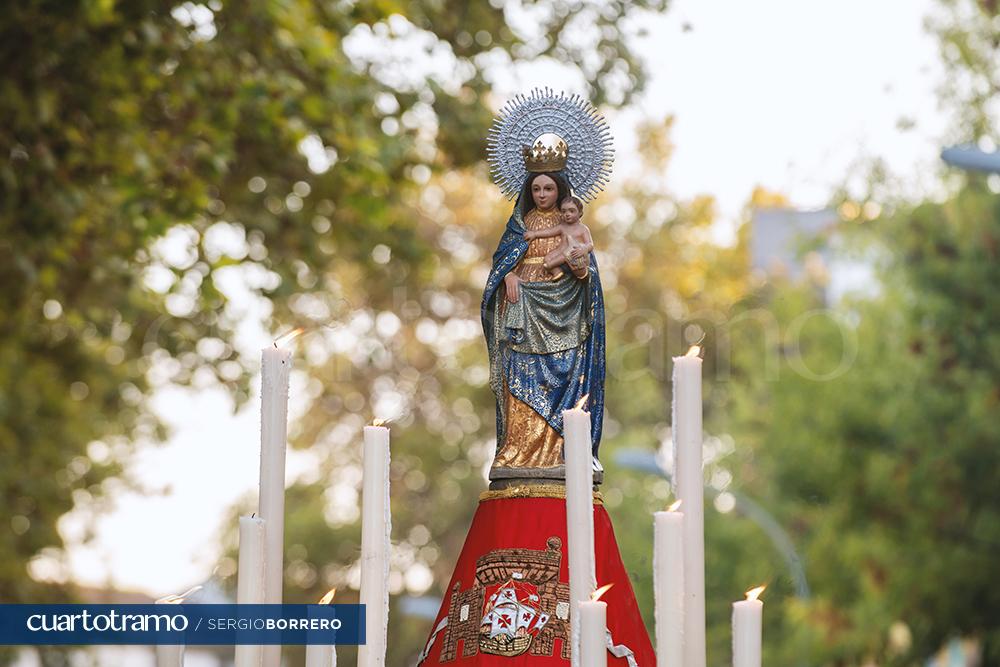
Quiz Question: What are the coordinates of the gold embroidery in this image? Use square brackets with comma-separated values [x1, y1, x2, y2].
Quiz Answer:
[494, 383, 563, 469]
[479, 485, 604, 504]
[440, 537, 573, 662]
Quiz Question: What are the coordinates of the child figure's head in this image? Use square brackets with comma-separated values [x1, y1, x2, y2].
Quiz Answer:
[559, 196, 584, 224]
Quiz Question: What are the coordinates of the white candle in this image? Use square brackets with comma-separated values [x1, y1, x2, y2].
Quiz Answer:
[237, 515, 266, 603]
[306, 642, 337, 667]
[672, 348, 705, 667]
[259, 341, 292, 667]
[306, 590, 338, 667]
[564, 403, 596, 667]
[654, 501, 684, 667]
[235, 515, 266, 667]
[358, 424, 391, 667]
[732, 586, 765, 667]
[154, 588, 199, 667]
[579, 597, 607, 667]
[155, 644, 183, 667]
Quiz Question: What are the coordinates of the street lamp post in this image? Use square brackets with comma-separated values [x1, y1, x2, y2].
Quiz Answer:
[941, 145, 1000, 174]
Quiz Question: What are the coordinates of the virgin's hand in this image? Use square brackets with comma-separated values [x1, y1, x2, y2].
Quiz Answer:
[504, 273, 521, 303]
[570, 247, 584, 259]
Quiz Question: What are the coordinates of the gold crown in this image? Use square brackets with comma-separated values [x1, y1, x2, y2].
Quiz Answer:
[522, 135, 569, 172]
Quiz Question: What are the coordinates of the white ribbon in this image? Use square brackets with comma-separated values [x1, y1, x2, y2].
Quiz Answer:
[415, 616, 448, 665]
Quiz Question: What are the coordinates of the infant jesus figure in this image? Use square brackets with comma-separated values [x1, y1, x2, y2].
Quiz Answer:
[524, 195, 594, 279]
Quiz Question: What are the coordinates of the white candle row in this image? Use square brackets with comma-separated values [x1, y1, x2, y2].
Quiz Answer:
[238, 339, 387, 667]
[238, 335, 762, 667]
[653, 504, 766, 667]
[659, 349, 765, 667]
[237, 515, 340, 667]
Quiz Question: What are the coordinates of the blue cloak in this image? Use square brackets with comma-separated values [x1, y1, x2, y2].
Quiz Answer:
[480, 204, 606, 459]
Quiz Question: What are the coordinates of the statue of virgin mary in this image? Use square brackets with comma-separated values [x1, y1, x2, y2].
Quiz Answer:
[417, 89, 654, 667]
[481, 145, 605, 483]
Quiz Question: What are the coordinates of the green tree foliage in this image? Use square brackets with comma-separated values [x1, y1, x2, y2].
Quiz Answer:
[710, 2, 1000, 662]
[928, 0, 1000, 139]
[718, 184, 1000, 666]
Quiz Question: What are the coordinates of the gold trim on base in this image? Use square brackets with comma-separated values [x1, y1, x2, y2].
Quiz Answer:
[479, 484, 604, 504]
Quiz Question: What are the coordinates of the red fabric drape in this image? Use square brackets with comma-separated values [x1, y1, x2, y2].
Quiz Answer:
[418, 496, 655, 666]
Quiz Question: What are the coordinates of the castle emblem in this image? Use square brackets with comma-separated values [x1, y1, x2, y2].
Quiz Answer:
[439, 536, 572, 661]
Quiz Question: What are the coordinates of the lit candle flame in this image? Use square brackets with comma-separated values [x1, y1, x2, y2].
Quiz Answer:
[274, 327, 306, 348]
[318, 588, 336, 605]
[591, 583, 614, 602]
[371, 417, 389, 427]
[156, 585, 203, 605]
[573, 393, 590, 411]
[685, 344, 701, 358]
[668, 499, 683, 512]
[745, 585, 766, 602]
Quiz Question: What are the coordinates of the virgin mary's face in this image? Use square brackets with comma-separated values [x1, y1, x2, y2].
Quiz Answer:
[530, 174, 558, 211]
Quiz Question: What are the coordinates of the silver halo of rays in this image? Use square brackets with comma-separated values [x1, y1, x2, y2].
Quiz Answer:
[486, 87, 615, 202]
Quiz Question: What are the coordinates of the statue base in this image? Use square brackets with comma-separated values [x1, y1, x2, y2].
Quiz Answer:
[416, 489, 653, 666]
[489, 458, 605, 486]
